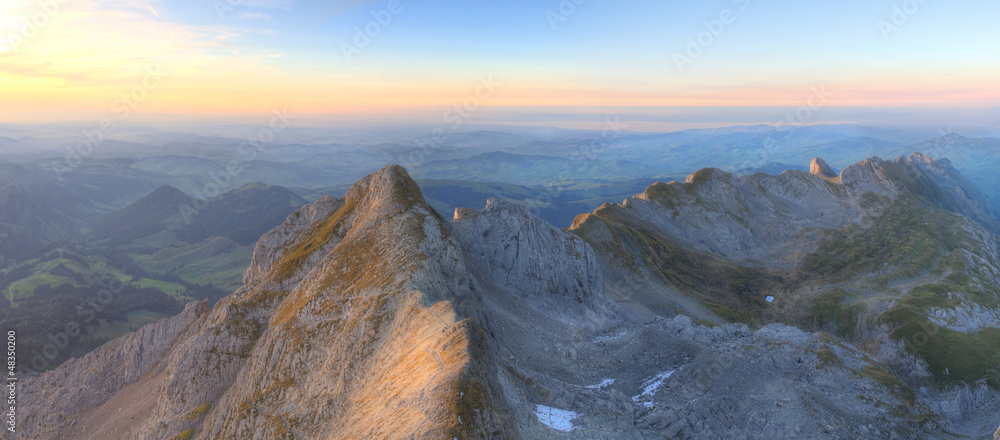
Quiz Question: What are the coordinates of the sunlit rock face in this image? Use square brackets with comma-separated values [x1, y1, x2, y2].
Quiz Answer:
[810, 157, 838, 180]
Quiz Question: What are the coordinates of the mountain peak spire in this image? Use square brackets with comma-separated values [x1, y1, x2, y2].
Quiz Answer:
[809, 157, 838, 180]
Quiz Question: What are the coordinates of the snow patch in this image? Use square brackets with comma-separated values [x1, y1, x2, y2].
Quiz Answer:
[632, 370, 674, 408]
[535, 405, 578, 432]
[594, 329, 627, 343]
[583, 378, 615, 389]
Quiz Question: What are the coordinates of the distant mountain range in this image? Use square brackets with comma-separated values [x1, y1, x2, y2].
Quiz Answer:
[88, 182, 306, 247]
[410, 151, 666, 185]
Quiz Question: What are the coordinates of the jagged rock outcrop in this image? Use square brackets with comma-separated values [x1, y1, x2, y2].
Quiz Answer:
[450, 198, 612, 329]
[810, 157, 838, 179]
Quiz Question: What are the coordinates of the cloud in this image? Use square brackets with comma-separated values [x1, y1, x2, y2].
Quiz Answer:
[0, 0, 287, 103]
[145, 3, 164, 21]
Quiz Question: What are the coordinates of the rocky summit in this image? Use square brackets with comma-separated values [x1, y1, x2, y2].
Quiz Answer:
[19, 156, 1000, 439]
[810, 157, 838, 180]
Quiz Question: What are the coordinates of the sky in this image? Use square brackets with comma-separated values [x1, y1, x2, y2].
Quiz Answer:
[0, 0, 998, 125]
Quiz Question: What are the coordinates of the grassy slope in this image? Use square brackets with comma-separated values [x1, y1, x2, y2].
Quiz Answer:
[573, 201, 775, 324]
[801, 198, 1000, 386]
[6, 251, 125, 299]
[139, 236, 252, 291]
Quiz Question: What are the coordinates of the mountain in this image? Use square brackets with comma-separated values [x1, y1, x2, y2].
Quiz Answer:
[23, 166, 518, 438]
[0, 164, 92, 262]
[23, 163, 1000, 439]
[131, 155, 223, 176]
[174, 183, 308, 245]
[569, 152, 1000, 427]
[82, 183, 307, 292]
[87, 183, 307, 247]
[884, 134, 1000, 207]
[600, 126, 876, 174]
[87, 185, 194, 246]
[809, 157, 838, 179]
[412, 151, 664, 185]
[794, 136, 902, 165]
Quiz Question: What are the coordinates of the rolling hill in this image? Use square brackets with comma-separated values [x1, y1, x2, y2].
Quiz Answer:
[411, 151, 666, 185]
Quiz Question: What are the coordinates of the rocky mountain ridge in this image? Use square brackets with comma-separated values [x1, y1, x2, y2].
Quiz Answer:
[19, 157, 1000, 439]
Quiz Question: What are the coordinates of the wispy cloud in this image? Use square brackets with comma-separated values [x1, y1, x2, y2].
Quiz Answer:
[0, 1, 281, 81]
[0, 0, 296, 119]
[145, 2, 165, 21]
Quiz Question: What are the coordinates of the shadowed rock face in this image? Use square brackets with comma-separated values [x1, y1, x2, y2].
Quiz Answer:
[19, 160, 1000, 439]
[450, 198, 613, 330]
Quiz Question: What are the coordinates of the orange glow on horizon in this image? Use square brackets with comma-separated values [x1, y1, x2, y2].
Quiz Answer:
[0, 0, 996, 123]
